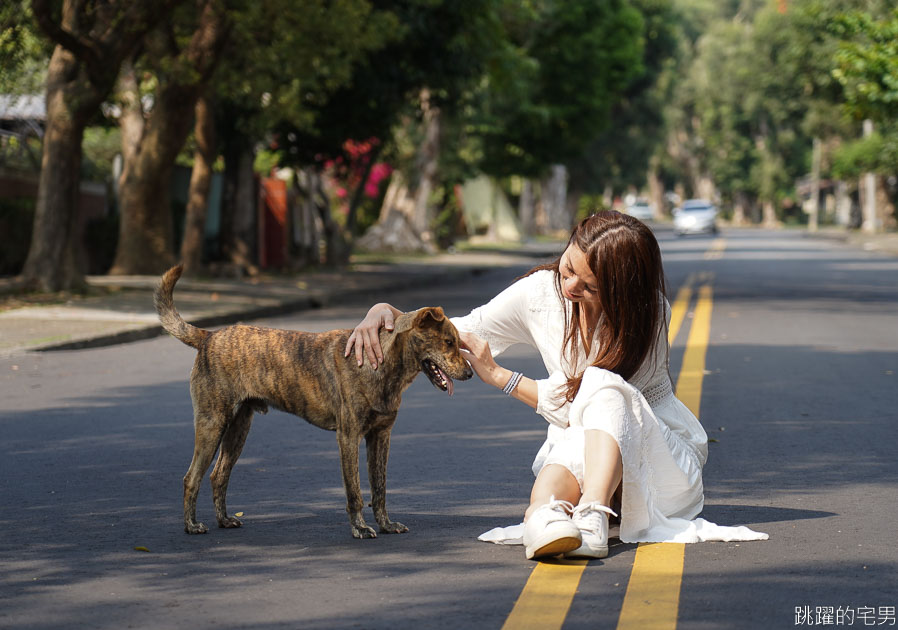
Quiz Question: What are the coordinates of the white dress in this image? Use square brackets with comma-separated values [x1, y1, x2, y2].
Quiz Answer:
[451, 269, 767, 544]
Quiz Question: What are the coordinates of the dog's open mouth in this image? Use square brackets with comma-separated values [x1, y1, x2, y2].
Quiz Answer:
[422, 359, 454, 396]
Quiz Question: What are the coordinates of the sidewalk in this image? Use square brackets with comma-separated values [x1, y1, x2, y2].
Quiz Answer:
[803, 226, 898, 257]
[0, 243, 559, 358]
[3, 227, 896, 359]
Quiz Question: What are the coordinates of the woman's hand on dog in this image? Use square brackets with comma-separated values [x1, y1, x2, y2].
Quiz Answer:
[346, 303, 402, 368]
[459, 331, 511, 390]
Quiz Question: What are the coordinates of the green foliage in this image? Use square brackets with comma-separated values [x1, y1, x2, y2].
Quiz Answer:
[568, 0, 681, 195]
[81, 127, 122, 181]
[831, 9, 898, 123]
[215, 0, 402, 143]
[271, 0, 491, 169]
[0, 1, 50, 95]
[832, 124, 898, 178]
[474, 0, 646, 178]
[660, 0, 896, 213]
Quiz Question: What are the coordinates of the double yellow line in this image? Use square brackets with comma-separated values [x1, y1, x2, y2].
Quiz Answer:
[502, 270, 717, 630]
[616, 272, 713, 630]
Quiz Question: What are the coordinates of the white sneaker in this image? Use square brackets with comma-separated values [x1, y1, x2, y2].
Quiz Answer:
[523, 496, 582, 560]
[565, 502, 617, 559]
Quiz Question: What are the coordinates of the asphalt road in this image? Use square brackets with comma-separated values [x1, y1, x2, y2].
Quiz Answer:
[1, 227, 896, 629]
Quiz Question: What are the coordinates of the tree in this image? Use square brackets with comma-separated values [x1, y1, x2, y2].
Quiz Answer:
[0, 2, 49, 96]
[109, 0, 230, 275]
[567, 0, 681, 215]
[179, 91, 216, 274]
[279, 0, 494, 257]
[473, 0, 645, 180]
[831, 8, 898, 125]
[830, 7, 898, 229]
[360, 0, 647, 247]
[21, 0, 180, 291]
[204, 0, 399, 270]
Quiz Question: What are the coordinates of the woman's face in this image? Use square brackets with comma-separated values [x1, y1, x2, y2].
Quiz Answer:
[559, 244, 598, 305]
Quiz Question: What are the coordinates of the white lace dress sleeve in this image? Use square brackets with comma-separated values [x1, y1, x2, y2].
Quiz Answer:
[450, 273, 538, 357]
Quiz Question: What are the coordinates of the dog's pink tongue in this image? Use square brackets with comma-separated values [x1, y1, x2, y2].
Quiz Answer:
[447, 376, 454, 396]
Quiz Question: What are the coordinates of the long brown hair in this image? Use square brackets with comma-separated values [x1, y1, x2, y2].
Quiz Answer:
[523, 211, 667, 402]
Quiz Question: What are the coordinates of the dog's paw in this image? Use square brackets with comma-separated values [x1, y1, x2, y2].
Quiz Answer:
[185, 521, 209, 534]
[379, 520, 409, 534]
[351, 524, 378, 539]
[218, 515, 243, 529]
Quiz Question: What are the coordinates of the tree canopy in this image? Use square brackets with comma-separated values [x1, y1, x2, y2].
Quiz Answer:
[5, 0, 898, 286]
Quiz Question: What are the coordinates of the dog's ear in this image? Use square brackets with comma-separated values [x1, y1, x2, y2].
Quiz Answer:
[392, 307, 445, 333]
[413, 306, 446, 330]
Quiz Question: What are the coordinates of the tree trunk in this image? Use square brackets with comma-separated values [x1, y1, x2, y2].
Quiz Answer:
[180, 92, 216, 274]
[110, 0, 229, 274]
[110, 81, 197, 274]
[647, 159, 665, 219]
[519, 179, 535, 237]
[220, 138, 258, 273]
[762, 200, 778, 228]
[357, 171, 433, 253]
[542, 165, 569, 232]
[602, 184, 613, 211]
[732, 192, 748, 226]
[117, 59, 145, 168]
[23, 0, 183, 289]
[357, 90, 440, 254]
[20, 45, 99, 291]
[695, 175, 716, 202]
[312, 171, 348, 266]
[410, 89, 440, 240]
[290, 168, 321, 267]
[876, 175, 894, 231]
[806, 136, 821, 233]
[860, 120, 878, 233]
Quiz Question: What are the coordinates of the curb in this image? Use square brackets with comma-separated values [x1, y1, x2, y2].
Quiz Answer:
[29, 264, 491, 353]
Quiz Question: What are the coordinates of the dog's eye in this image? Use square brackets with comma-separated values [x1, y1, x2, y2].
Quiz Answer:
[445, 338, 455, 347]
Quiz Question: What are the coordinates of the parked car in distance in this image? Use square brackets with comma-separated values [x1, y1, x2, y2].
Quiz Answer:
[625, 199, 655, 222]
[673, 199, 719, 236]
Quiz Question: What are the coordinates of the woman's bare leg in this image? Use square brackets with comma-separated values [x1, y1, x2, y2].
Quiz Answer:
[580, 429, 622, 507]
[524, 464, 581, 521]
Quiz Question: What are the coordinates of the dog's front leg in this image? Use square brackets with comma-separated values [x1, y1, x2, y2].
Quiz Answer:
[336, 428, 377, 538]
[366, 426, 408, 534]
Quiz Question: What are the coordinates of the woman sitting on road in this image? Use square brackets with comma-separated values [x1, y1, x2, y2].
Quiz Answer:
[346, 211, 767, 560]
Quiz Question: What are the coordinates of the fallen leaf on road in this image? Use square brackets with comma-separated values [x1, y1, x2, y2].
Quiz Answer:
[134, 546, 150, 552]
[235, 512, 244, 517]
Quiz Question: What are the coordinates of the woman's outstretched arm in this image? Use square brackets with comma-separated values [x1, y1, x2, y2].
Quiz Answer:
[459, 331, 538, 409]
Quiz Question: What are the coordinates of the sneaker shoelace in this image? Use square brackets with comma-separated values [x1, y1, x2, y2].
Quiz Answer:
[572, 503, 618, 533]
[543, 496, 576, 520]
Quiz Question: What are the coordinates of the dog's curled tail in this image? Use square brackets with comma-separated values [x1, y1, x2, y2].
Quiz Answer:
[154, 265, 210, 349]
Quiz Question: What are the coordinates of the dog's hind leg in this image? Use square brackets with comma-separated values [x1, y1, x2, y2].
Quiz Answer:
[184, 405, 229, 535]
[366, 425, 408, 534]
[211, 401, 256, 529]
[336, 427, 377, 539]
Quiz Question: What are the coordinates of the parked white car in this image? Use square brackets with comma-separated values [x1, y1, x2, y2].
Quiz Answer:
[625, 200, 655, 222]
[673, 199, 719, 236]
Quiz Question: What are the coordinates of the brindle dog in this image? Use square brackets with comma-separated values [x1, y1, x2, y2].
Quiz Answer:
[154, 265, 473, 538]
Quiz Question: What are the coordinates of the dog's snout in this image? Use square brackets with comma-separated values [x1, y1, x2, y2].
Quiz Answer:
[460, 364, 474, 380]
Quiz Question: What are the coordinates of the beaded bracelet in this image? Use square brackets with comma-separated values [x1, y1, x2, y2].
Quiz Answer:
[503, 371, 523, 395]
